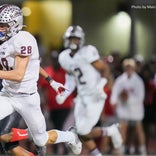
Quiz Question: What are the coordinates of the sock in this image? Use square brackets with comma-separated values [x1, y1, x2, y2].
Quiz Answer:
[90, 148, 102, 156]
[10, 128, 28, 142]
[102, 127, 108, 136]
[120, 145, 126, 154]
[53, 130, 74, 144]
[129, 145, 135, 154]
[139, 145, 147, 154]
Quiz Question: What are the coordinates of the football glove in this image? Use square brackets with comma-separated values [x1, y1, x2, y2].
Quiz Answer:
[50, 80, 67, 94]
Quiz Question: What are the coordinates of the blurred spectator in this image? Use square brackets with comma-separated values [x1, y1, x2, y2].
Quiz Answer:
[154, 72, 156, 87]
[110, 58, 147, 155]
[134, 54, 145, 76]
[38, 50, 75, 155]
[104, 51, 123, 79]
[151, 58, 156, 87]
[141, 62, 156, 154]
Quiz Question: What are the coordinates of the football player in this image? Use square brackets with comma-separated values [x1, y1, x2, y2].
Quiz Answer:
[57, 25, 123, 156]
[0, 4, 82, 156]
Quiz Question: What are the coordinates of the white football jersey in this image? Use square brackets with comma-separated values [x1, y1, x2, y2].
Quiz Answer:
[0, 31, 40, 94]
[110, 72, 145, 120]
[59, 45, 102, 96]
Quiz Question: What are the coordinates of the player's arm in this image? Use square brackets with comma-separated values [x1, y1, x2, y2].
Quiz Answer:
[92, 59, 113, 88]
[92, 59, 111, 79]
[0, 55, 29, 82]
[39, 66, 67, 94]
[39, 66, 51, 81]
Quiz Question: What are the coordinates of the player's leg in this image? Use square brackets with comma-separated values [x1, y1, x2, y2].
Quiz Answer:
[74, 95, 122, 155]
[0, 111, 28, 143]
[8, 92, 82, 155]
[74, 95, 104, 155]
[5, 143, 34, 156]
[135, 121, 147, 155]
[6, 127, 81, 155]
[0, 112, 35, 156]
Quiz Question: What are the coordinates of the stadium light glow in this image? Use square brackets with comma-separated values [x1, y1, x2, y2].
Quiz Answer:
[22, 7, 31, 16]
[114, 11, 131, 29]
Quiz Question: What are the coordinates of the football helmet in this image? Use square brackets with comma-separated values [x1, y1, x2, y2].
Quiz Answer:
[63, 25, 85, 50]
[0, 4, 23, 41]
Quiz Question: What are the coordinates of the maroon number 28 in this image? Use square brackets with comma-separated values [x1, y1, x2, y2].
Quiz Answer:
[21, 46, 32, 54]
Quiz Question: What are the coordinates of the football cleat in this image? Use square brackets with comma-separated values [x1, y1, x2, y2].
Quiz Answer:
[106, 123, 123, 149]
[68, 126, 82, 155]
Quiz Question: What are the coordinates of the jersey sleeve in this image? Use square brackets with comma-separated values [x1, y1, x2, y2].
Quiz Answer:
[84, 45, 100, 63]
[12, 31, 35, 56]
[58, 50, 75, 73]
[58, 51, 68, 70]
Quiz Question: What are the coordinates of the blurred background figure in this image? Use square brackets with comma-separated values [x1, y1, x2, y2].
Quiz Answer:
[106, 51, 123, 79]
[58, 25, 123, 156]
[38, 50, 76, 155]
[110, 58, 147, 155]
[141, 57, 156, 154]
[134, 54, 145, 76]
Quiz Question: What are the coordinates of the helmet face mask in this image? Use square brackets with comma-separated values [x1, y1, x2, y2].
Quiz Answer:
[0, 4, 23, 41]
[63, 25, 85, 50]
